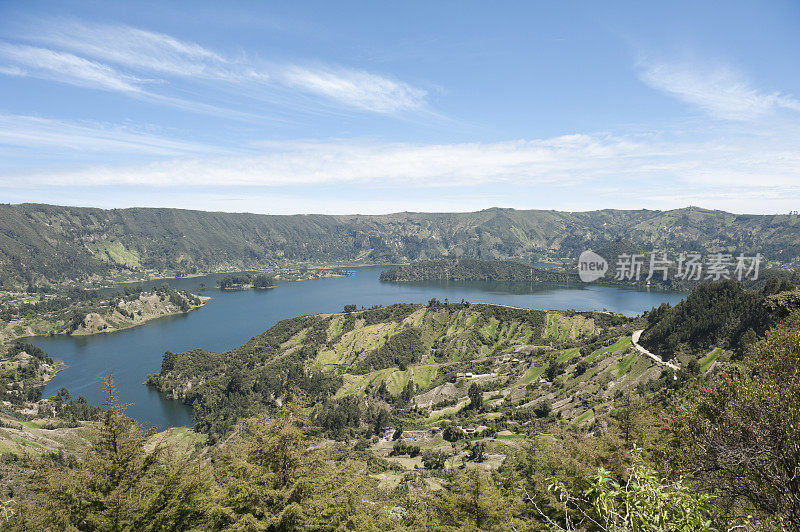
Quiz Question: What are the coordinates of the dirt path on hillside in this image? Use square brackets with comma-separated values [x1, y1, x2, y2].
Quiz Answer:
[631, 329, 679, 371]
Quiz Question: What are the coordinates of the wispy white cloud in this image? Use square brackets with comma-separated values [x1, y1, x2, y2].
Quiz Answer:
[0, 42, 144, 93]
[280, 66, 426, 113]
[0, 135, 627, 187]
[637, 59, 800, 121]
[0, 43, 271, 122]
[34, 20, 254, 81]
[2, 121, 800, 214]
[0, 64, 27, 76]
[0, 113, 218, 156]
[1, 19, 428, 116]
[3, 129, 798, 194]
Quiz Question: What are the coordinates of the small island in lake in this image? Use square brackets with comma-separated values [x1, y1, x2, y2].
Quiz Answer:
[216, 268, 352, 290]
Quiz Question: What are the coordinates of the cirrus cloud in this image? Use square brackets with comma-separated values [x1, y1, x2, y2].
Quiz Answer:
[0, 18, 429, 116]
[638, 58, 800, 121]
[0, 42, 144, 93]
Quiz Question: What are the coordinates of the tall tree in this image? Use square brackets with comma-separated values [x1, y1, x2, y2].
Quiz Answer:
[210, 406, 381, 530]
[427, 468, 517, 530]
[17, 375, 208, 530]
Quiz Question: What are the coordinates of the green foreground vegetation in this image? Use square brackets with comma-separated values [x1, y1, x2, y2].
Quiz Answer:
[1, 277, 800, 529]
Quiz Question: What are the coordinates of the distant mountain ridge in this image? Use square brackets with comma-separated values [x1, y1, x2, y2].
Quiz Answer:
[1, 203, 799, 286]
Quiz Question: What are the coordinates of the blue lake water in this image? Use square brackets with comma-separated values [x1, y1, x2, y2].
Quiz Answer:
[32, 267, 686, 429]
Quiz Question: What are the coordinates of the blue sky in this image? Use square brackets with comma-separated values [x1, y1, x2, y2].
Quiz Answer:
[1, 1, 799, 214]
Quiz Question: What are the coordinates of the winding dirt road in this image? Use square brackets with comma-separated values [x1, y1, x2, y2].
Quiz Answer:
[631, 329, 679, 371]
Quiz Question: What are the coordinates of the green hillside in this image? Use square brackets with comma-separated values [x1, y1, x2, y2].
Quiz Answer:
[148, 300, 658, 437]
[5, 282, 800, 529]
[0, 285, 206, 347]
[2, 203, 799, 286]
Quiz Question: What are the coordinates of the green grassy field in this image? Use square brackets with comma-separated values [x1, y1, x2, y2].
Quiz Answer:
[699, 347, 722, 373]
[616, 353, 638, 376]
[556, 347, 581, 363]
[587, 336, 631, 363]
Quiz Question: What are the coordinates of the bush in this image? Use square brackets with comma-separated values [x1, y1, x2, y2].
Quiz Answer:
[422, 450, 448, 470]
[533, 400, 551, 418]
[546, 454, 721, 530]
[545, 361, 564, 381]
[442, 425, 463, 442]
[390, 441, 421, 457]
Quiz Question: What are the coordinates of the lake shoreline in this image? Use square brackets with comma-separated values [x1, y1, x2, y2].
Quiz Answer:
[30, 267, 686, 429]
[1, 293, 209, 347]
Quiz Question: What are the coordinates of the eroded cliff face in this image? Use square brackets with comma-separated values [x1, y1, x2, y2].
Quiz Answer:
[71, 292, 206, 336]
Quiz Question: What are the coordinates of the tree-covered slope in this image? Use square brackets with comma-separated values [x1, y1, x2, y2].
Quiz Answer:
[148, 300, 655, 437]
[639, 277, 798, 358]
[380, 258, 573, 283]
[2, 203, 800, 286]
[0, 285, 205, 346]
[7, 306, 800, 530]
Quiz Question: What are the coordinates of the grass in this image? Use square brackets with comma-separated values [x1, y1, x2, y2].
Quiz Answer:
[626, 356, 655, 381]
[699, 348, 722, 373]
[385, 365, 437, 395]
[545, 313, 596, 341]
[147, 426, 207, 453]
[327, 316, 344, 340]
[494, 432, 525, 440]
[428, 400, 468, 420]
[280, 329, 308, 350]
[479, 318, 500, 343]
[556, 347, 581, 363]
[19, 438, 43, 449]
[545, 314, 557, 338]
[315, 348, 341, 368]
[519, 364, 546, 385]
[338, 364, 439, 397]
[574, 410, 593, 425]
[616, 353, 637, 377]
[504, 322, 520, 342]
[316, 321, 400, 368]
[338, 368, 392, 396]
[96, 241, 141, 268]
[0, 441, 20, 455]
[586, 336, 632, 363]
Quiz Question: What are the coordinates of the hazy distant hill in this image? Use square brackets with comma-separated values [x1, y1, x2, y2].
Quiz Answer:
[1, 203, 799, 286]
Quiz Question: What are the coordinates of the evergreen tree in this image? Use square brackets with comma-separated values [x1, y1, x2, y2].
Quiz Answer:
[17, 375, 208, 530]
[427, 469, 517, 530]
[210, 406, 379, 530]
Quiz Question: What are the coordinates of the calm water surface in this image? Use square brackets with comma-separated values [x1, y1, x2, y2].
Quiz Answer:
[33, 267, 686, 429]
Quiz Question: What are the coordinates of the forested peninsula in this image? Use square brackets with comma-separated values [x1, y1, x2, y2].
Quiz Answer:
[380, 257, 798, 291]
